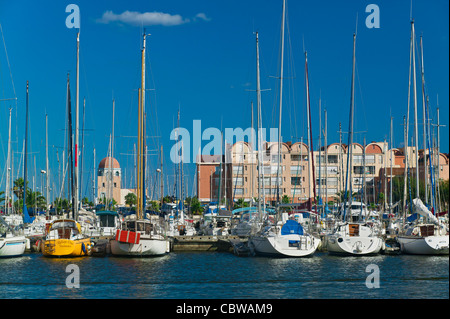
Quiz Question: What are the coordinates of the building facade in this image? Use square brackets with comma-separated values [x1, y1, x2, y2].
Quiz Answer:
[196, 141, 449, 208]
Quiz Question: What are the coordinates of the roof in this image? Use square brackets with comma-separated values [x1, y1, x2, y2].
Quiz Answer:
[98, 157, 120, 169]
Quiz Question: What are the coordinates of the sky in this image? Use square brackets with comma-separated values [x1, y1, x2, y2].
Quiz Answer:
[0, 0, 448, 203]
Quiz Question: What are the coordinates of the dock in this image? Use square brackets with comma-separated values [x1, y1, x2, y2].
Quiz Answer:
[172, 235, 241, 252]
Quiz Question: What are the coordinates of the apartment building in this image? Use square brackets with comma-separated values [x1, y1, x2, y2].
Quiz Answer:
[196, 141, 449, 207]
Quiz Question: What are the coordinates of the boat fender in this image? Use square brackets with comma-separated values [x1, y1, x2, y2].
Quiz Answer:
[82, 242, 87, 254]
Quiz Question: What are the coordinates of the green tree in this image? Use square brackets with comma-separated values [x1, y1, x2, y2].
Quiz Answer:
[190, 196, 203, 215]
[125, 192, 137, 208]
[234, 198, 249, 209]
[281, 195, 290, 204]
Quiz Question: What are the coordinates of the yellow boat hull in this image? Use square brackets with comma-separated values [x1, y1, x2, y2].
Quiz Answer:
[42, 238, 92, 257]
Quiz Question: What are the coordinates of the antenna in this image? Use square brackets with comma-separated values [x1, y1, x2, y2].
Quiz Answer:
[410, 0, 413, 21]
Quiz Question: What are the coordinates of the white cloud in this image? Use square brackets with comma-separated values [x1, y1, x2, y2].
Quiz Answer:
[97, 10, 189, 26]
[97, 10, 211, 27]
[194, 13, 211, 22]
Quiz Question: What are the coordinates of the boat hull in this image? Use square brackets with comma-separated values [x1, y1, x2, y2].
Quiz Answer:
[110, 237, 170, 257]
[42, 238, 92, 257]
[249, 234, 320, 257]
[397, 235, 449, 255]
[326, 235, 383, 255]
[0, 236, 27, 257]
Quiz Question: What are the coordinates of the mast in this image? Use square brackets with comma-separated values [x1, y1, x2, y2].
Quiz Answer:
[276, 0, 286, 206]
[256, 31, 263, 214]
[6, 108, 12, 215]
[160, 145, 164, 209]
[318, 97, 322, 211]
[46, 113, 49, 215]
[305, 51, 316, 211]
[324, 108, 328, 212]
[403, 22, 413, 215]
[420, 36, 428, 204]
[411, 21, 420, 198]
[93, 147, 96, 206]
[67, 74, 75, 219]
[389, 116, 393, 215]
[23, 81, 29, 221]
[75, 31, 80, 220]
[343, 33, 356, 221]
[137, 32, 148, 219]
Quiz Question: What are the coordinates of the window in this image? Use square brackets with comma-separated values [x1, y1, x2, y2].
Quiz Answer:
[232, 166, 243, 175]
[232, 177, 243, 186]
[291, 177, 302, 186]
[114, 183, 117, 188]
[290, 166, 302, 175]
[327, 177, 338, 186]
[291, 154, 301, 161]
[328, 155, 338, 163]
[353, 166, 365, 174]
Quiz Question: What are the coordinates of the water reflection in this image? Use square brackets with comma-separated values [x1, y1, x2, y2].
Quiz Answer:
[0, 252, 447, 299]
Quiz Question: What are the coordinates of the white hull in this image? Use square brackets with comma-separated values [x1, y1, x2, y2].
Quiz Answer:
[110, 237, 170, 257]
[0, 235, 27, 257]
[326, 235, 383, 255]
[250, 234, 320, 257]
[397, 235, 449, 255]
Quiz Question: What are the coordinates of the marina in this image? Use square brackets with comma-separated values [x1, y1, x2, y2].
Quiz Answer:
[0, 0, 449, 301]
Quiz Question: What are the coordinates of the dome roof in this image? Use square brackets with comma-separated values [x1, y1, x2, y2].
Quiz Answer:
[98, 157, 120, 169]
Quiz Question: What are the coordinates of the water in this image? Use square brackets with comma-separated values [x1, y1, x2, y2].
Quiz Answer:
[0, 252, 448, 299]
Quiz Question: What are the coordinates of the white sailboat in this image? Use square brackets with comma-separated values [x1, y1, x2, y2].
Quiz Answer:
[396, 21, 449, 255]
[326, 33, 384, 256]
[0, 214, 28, 257]
[110, 32, 170, 257]
[248, 2, 320, 257]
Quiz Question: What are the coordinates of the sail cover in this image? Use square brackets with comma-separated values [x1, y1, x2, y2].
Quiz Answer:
[281, 219, 304, 236]
[413, 198, 439, 225]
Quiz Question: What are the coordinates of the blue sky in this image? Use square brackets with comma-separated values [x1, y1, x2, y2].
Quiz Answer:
[0, 0, 448, 201]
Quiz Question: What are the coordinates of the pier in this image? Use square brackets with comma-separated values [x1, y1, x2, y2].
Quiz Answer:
[172, 235, 241, 252]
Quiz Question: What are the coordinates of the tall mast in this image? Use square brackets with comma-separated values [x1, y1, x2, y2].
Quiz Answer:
[420, 36, 428, 203]
[305, 51, 316, 211]
[389, 116, 393, 215]
[160, 145, 164, 209]
[67, 75, 75, 219]
[324, 108, 328, 211]
[46, 113, 49, 215]
[318, 97, 322, 210]
[137, 32, 148, 219]
[75, 31, 80, 220]
[6, 108, 12, 215]
[256, 31, 263, 214]
[276, 0, 286, 206]
[403, 22, 413, 215]
[411, 21, 420, 198]
[343, 33, 356, 221]
[23, 81, 29, 221]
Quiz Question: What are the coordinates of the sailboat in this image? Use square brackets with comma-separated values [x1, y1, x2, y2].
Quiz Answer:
[249, 2, 320, 258]
[42, 72, 93, 257]
[326, 33, 383, 256]
[110, 32, 170, 257]
[396, 21, 449, 255]
[0, 32, 28, 257]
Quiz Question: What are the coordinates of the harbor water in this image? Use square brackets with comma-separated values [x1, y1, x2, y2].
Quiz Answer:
[0, 251, 448, 299]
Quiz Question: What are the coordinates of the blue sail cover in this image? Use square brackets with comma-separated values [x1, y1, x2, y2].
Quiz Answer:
[407, 213, 418, 223]
[281, 219, 304, 236]
[23, 204, 35, 224]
